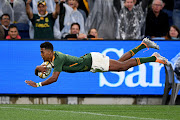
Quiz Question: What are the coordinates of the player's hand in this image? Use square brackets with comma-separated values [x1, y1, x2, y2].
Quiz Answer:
[36, 65, 47, 73]
[25, 80, 37, 87]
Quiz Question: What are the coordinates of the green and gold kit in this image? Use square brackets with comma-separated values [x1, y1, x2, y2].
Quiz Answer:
[53, 51, 92, 73]
[30, 13, 55, 39]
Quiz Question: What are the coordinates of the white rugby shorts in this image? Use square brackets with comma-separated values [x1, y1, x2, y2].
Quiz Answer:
[90, 52, 109, 73]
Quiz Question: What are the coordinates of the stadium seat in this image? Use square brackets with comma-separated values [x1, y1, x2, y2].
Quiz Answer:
[14, 23, 30, 39]
[162, 64, 180, 105]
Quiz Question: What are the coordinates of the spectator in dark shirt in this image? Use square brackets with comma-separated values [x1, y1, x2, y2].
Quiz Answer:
[148, 0, 174, 26]
[0, 14, 11, 38]
[26, 0, 59, 39]
[62, 22, 87, 39]
[145, 0, 169, 38]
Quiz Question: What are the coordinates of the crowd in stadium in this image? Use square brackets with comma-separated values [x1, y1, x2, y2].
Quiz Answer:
[0, 0, 179, 40]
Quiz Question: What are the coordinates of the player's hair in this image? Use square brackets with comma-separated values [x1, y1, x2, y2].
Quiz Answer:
[40, 42, 54, 51]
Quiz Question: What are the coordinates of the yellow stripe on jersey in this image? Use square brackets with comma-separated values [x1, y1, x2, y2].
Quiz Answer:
[135, 44, 142, 50]
[69, 63, 78, 67]
[130, 50, 135, 56]
[135, 58, 141, 65]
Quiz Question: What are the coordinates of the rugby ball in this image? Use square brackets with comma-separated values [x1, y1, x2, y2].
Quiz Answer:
[38, 61, 52, 79]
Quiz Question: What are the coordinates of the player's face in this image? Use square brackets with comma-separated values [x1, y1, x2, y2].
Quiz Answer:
[169, 27, 179, 38]
[124, 0, 134, 11]
[8, 27, 19, 39]
[40, 48, 52, 61]
[38, 4, 47, 15]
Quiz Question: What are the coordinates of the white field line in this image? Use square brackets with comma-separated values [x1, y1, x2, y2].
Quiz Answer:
[0, 106, 169, 120]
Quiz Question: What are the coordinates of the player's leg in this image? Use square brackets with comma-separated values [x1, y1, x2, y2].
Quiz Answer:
[109, 52, 168, 71]
[118, 37, 159, 62]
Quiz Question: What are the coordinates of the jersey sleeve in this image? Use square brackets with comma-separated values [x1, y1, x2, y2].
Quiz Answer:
[53, 52, 66, 72]
[30, 14, 36, 26]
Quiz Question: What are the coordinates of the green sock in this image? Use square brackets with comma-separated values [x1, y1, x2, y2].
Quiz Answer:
[129, 44, 146, 56]
[135, 56, 156, 65]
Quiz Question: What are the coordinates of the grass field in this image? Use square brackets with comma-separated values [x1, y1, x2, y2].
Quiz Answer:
[0, 104, 180, 120]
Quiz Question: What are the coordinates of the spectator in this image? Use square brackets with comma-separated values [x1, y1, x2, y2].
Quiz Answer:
[165, 25, 180, 40]
[116, 0, 149, 40]
[62, 22, 87, 39]
[59, 0, 85, 35]
[173, 0, 180, 30]
[26, 0, 60, 39]
[27, 0, 61, 39]
[145, 0, 169, 38]
[0, 25, 5, 39]
[88, 28, 98, 38]
[6, 24, 21, 39]
[87, 28, 103, 40]
[148, 0, 174, 26]
[31, 0, 57, 14]
[0, 0, 29, 24]
[0, 14, 11, 38]
[0, 0, 30, 39]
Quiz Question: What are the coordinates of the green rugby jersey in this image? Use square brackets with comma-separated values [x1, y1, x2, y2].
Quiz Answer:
[30, 13, 55, 39]
[53, 51, 92, 72]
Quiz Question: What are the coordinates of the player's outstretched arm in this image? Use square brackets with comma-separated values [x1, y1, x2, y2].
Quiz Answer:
[25, 72, 60, 87]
